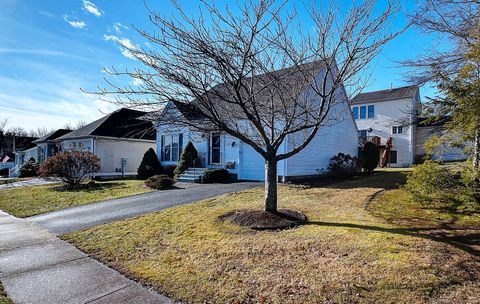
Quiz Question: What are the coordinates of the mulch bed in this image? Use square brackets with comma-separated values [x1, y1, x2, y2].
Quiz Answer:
[219, 209, 307, 230]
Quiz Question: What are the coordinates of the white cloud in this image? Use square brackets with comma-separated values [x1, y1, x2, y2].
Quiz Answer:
[113, 22, 129, 34]
[103, 34, 139, 60]
[131, 78, 143, 86]
[63, 15, 86, 29]
[83, 0, 103, 17]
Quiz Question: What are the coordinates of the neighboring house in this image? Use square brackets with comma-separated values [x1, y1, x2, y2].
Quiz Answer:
[415, 117, 467, 162]
[8, 136, 38, 177]
[156, 62, 359, 182]
[9, 129, 70, 177]
[56, 108, 156, 177]
[33, 129, 72, 162]
[350, 85, 420, 167]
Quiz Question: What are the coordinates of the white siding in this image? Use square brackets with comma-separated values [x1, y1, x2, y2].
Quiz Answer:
[353, 96, 416, 167]
[285, 92, 358, 177]
[95, 138, 155, 174]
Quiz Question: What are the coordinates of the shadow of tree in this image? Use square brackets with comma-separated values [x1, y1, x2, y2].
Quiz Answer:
[306, 221, 480, 257]
[51, 182, 124, 192]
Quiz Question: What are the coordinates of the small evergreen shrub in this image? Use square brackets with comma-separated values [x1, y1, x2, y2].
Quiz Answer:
[202, 169, 230, 183]
[145, 174, 176, 190]
[137, 148, 162, 180]
[174, 141, 199, 176]
[328, 153, 359, 177]
[405, 160, 456, 200]
[38, 151, 100, 188]
[19, 158, 39, 178]
[360, 142, 380, 172]
[162, 164, 177, 178]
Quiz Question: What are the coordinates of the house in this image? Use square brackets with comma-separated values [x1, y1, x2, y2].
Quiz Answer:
[415, 117, 467, 162]
[7, 135, 38, 177]
[56, 108, 156, 177]
[156, 62, 359, 182]
[350, 85, 420, 167]
[9, 129, 71, 177]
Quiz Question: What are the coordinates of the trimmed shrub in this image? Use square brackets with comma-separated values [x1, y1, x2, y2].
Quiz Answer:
[145, 174, 176, 190]
[360, 142, 380, 172]
[137, 148, 162, 180]
[0, 168, 9, 177]
[405, 160, 456, 200]
[19, 158, 39, 178]
[203, 169, 230, 183]
[328, 153, 359, 177]
[38, 151, 101, 188]
[174, 141, 198, 176]
[162, 164, 177, 178]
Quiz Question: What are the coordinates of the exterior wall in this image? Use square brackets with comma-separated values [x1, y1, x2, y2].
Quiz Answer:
[416, 126, 467, 162]
[286, 88, 358, 177]
[353, 96, 417, 167]
[94, 138, 155, 174]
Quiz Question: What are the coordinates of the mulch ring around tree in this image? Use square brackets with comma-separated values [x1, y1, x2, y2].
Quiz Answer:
[219, 209, 307, 230]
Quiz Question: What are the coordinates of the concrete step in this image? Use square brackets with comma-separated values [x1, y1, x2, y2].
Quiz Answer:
[176, 177, 202, 183]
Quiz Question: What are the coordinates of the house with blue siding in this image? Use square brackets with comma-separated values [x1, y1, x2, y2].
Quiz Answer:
[155, 62, 359, 182]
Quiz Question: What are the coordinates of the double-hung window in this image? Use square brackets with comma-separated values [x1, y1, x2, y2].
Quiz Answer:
[367, 105, 374, 118]
[392, 126, 403, 134]
[359, 129, 368, 137]
[360, 106, 366, 119]
[352, 107, 359, 119]
[161, 134, 183, 161]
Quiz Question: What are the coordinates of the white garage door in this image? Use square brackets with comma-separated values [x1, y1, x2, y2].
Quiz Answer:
[239, 142, 265, 181]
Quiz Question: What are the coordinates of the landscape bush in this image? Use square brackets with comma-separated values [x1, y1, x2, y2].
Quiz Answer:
[360, 142, 380, 172]
[328, 153, 359, 177]
[174, 141, 198, 177]
[202, 169, 230, 183]
[405, 160, 479, 208]
[38, 150, 101, 188]
[19, 158, 39, 178]
[145, 174, 176, 190]
[137, 148, 162, 179]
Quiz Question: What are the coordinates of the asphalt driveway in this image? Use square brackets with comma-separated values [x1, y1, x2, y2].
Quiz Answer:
[27, 182, 262, 234]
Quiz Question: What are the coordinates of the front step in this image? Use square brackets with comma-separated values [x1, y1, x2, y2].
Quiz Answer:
[176, 167, 207, 183]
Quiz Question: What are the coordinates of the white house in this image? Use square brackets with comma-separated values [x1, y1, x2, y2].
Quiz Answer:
[156, 62, 359, 182]
[56, 108, 156, 177]
[350, 85, 420, 167]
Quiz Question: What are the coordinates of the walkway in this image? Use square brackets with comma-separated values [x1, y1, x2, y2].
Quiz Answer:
[0, 211, 172, 304]
[28, 182, 262, 234]
[0, 178, 59, 190]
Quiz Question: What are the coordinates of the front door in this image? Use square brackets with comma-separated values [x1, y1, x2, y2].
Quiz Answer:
[210, 134, 221, 164]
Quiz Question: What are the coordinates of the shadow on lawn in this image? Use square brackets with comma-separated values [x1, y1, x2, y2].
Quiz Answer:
[51, 182, 124, 192]
[306, 221, 480, 257]
[291, 171, 408, 190]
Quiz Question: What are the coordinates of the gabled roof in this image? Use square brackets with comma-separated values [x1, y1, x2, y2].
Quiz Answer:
[350, 85, 419, 105]
[56, 108, 156, 141]
[32, 129, 72, 144]
[165, 60, 327, 122]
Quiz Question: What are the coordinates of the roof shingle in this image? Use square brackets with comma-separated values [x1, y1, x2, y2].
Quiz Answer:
[350, 85, 418, 105]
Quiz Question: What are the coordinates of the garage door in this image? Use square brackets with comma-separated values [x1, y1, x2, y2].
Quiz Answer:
[239, 142, 265, 181]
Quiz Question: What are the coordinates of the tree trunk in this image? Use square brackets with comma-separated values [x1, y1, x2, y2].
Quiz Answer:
[264, 158, 278, 212]
[474, 124, 480, 171]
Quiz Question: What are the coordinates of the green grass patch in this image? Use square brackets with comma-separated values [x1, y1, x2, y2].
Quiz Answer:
[65, 171, 480, 303]
[0, 180, 152, 217]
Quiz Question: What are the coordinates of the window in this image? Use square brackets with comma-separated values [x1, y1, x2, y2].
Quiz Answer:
[210, 134, 221, 164]
[367, 105, 375, 118]
[161, 134, 183, 161]
[359, 129, 368, 137]
[360, 106, 366, 119]
[352, 107, 359, 119]
[392, 126, 403, 134]
[389, 150, 397, 164]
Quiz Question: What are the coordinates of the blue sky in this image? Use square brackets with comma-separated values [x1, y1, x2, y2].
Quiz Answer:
[0, 0, 440, 131]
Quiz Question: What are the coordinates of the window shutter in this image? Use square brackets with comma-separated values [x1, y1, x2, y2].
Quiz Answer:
[179, 133, 183, 155]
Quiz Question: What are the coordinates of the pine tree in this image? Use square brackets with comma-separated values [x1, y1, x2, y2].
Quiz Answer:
[137, 148, 162, 179]
[174, 141, 198, 176]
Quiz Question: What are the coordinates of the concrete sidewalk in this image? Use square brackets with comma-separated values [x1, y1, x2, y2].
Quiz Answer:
[0, 178, 60, 190]
[0, 211, 172, 304]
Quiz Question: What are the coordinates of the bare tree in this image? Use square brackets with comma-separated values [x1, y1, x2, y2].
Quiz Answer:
[0, 118, 8, 134]
[96, 0, 403, 212]
[63, 120, 87, 130]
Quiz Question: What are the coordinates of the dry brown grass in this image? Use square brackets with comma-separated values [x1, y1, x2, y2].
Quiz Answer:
[65, 172, 480, 304]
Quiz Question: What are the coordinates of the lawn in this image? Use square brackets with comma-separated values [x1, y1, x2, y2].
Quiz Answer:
[0, 180, 152, 218]
[64, 171, 480, 304]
